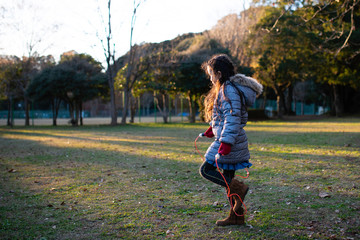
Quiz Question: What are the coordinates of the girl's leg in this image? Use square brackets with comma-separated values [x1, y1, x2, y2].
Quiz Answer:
[223, 169, 235, 180]
[199, 161, 233, 187]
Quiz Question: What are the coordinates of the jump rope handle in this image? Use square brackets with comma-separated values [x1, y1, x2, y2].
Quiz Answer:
[215, 153, 221, 160]
[198, 133, 205, 137]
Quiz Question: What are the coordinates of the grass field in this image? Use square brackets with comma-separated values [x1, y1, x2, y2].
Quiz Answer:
[0, 118, 359, 239]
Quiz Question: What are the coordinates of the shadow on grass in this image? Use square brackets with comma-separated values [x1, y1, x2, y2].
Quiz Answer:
[1, 124, 359, 239]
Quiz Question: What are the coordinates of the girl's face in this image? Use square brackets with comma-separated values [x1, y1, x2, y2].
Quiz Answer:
[207, 66, 220, 85]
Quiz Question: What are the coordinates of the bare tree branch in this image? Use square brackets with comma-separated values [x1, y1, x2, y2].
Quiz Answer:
[301, 1, 333, 23]
[335, 0, 356, 56]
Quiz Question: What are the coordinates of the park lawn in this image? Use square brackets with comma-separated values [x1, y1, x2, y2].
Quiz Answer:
[0, 118, 359, 239]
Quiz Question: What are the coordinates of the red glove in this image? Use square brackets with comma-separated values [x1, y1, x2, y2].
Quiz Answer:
[218, 142, 231, 155]
[203, 126, 214, 138]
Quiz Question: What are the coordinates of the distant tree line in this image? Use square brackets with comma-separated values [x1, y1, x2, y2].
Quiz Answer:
[0, 53, 107, 126]
[249, 0, 360, 117]
[0, 0, 359, 126]
[208, 0, 359, 117]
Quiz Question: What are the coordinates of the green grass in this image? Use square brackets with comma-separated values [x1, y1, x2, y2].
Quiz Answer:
[0, 118, 359, 239]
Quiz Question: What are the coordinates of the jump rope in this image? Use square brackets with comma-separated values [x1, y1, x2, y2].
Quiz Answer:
[195, 134, 249, 217]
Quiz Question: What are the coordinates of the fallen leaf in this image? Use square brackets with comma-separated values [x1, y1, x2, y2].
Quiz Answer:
[247, 214, 255, 221]
[319, 192, 331, 198]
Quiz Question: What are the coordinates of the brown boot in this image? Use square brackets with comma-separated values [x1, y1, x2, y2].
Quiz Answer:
[228, 179, 249, 212]
[216, 207, 245, 226]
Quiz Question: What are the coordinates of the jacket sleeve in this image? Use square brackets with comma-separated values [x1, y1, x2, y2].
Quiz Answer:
[219, 84, 242, 145]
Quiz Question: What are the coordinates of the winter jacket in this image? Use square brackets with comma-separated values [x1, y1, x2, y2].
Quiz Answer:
[204, 74, 263, 164]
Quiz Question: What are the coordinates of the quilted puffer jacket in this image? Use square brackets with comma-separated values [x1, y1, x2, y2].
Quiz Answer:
[204, 74, 263, 164]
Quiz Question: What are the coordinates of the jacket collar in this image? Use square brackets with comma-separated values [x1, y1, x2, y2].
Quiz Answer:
[230, 74, 263, 96]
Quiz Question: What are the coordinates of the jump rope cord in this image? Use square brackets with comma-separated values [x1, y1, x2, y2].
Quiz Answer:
[194, 136, 249, 217]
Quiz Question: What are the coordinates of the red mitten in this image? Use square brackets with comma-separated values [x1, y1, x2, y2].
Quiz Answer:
[218, 142, 231, 155]
[204, 126, 214, 138]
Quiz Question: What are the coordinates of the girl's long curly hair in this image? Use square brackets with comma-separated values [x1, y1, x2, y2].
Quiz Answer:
[202, 54, 236, 122]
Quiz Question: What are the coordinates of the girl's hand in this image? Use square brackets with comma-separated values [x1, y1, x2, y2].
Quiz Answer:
[218, 142, 231, 155]
[203, 126, 214, 138]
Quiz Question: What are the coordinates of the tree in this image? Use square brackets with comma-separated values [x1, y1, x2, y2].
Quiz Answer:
[121, 0, 145, 124]
[27, 53, 108, 126]
[60, 54, 108, 126]
[27, 66, 65, 126]
[115, 31, 231, 123]
[0, 56, 21, 127]
[98, 0, 118, 126]
[145, 52, 176, 123]
[1, 0, 59, 125]
[175, 60, 209, 123]
[253, 0, 360, 116]
[115, 52, 150, 123]
[299, 0, 360, 116]
[19, 54, 55, 125]
[250, 5, 312, 118]
[207, 7, 267, 66]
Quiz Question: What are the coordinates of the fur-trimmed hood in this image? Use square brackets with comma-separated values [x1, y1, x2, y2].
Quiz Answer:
[229, 74, 263, 107]
[230, 74, 263, 96]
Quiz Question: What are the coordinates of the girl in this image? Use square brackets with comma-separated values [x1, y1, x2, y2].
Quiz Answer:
[199, 54, 263, 226]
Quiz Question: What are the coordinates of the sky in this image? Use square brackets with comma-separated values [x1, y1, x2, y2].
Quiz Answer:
[0, 0, 251, 64]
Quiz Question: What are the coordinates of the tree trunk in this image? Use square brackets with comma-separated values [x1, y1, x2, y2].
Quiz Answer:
[301, 101, 304, 115]
[261, 86, 267, 109]
[130, 94, 136, 123]
[55, 98, 61, 126]
[154, 93, 168, 123]
[121, 86, 130, 124]
[74, 102, 79, 126]
[8, 97, 14, 127]
[333, 85, 344, 117]
[25, 97, 30, 126]
[276, 93, 285, 119]
[80, 102, 83, 126]
[285, 85, 295, 115]
[162, 94, 168, 123]
[7, 98, 11, 126]
[51, 100, 57, 126]
[273, 84, 285, 119]
[107, 70, 117, 125]
[187, 92, 196, 123]
[69, 101, 75, 126]
[174, 95, 178, 115]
